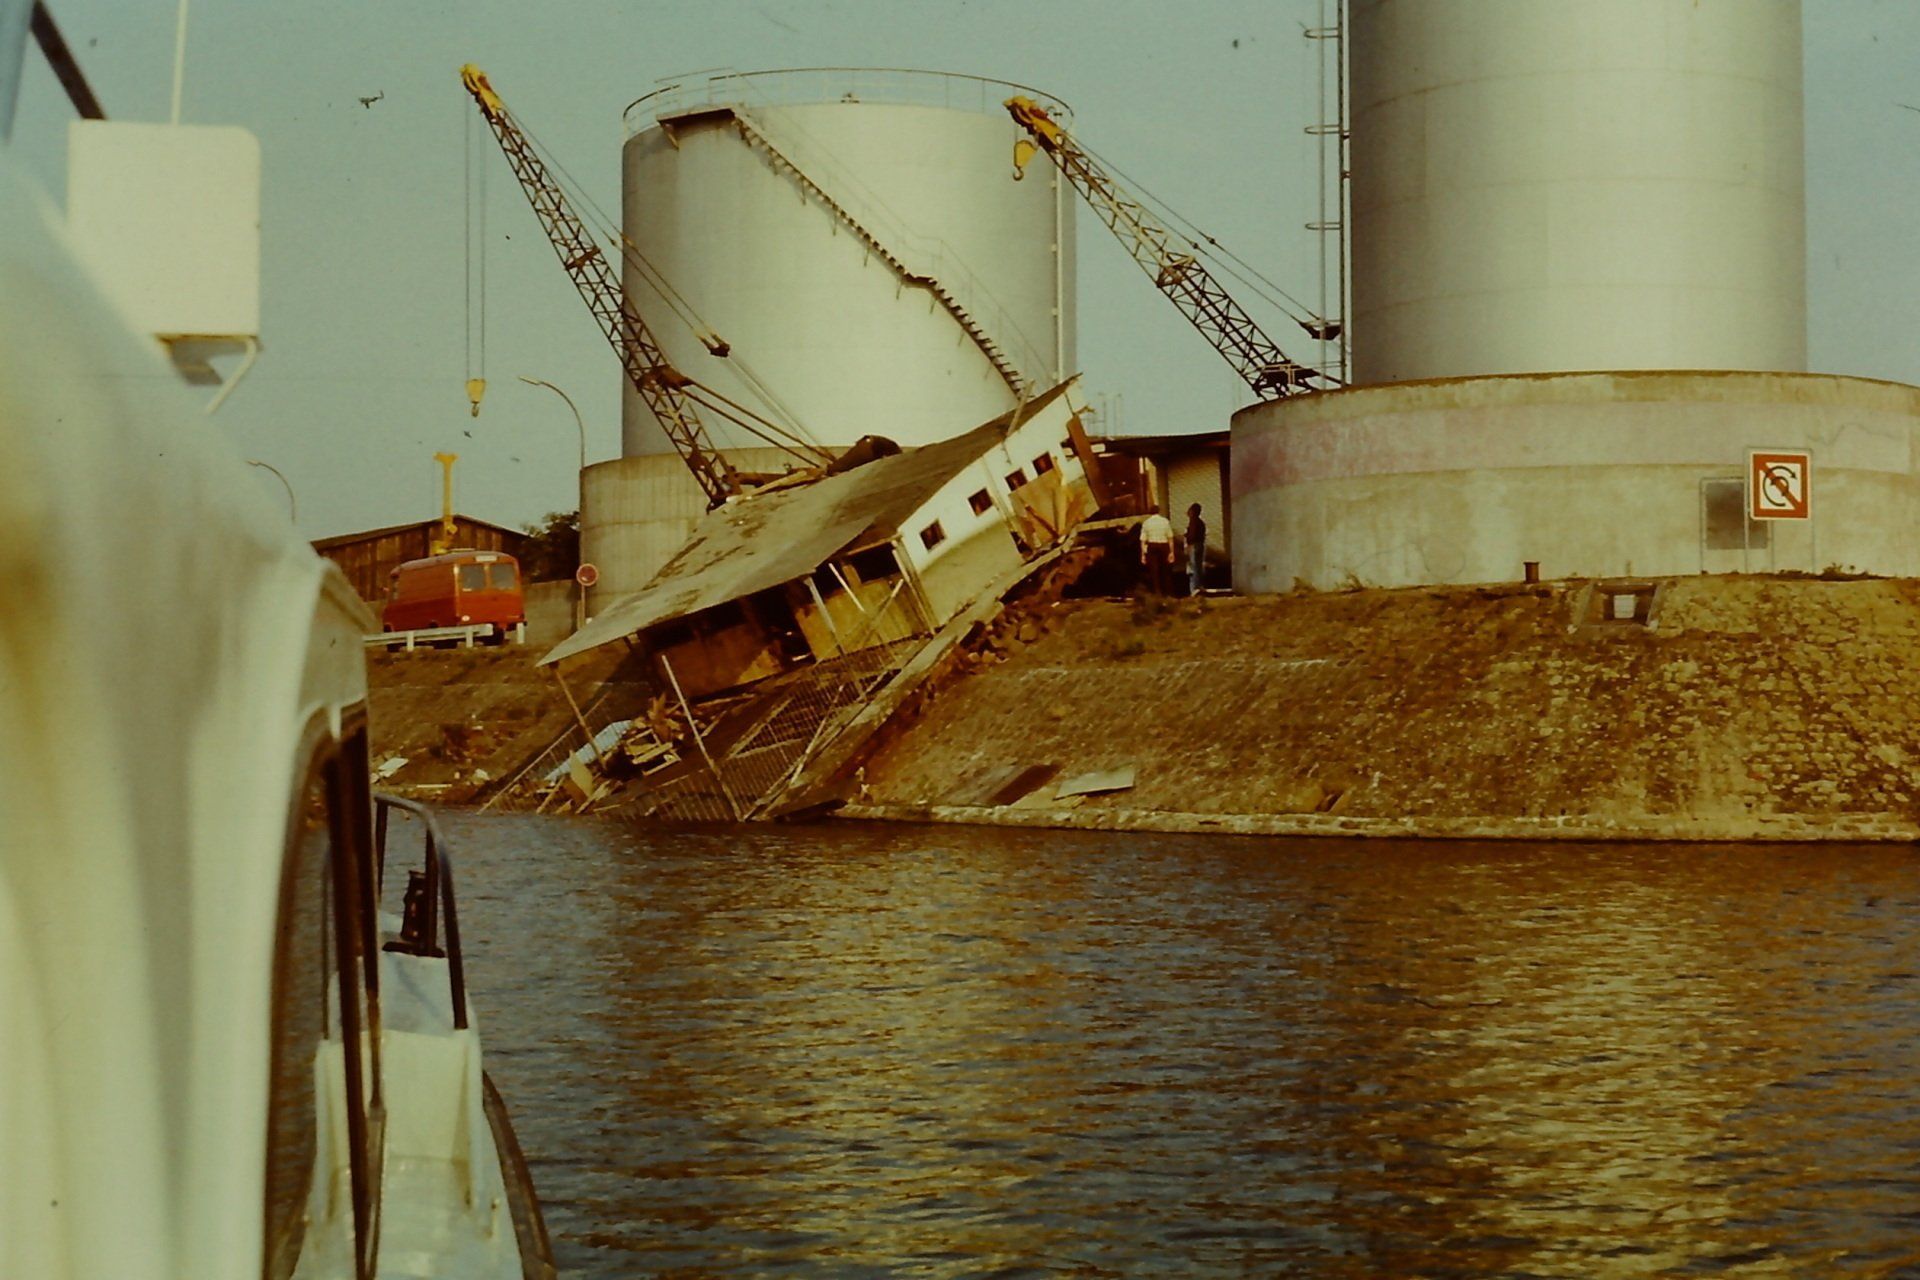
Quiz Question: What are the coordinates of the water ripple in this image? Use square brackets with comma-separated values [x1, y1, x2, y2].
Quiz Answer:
[442, 816, 1920, 1278]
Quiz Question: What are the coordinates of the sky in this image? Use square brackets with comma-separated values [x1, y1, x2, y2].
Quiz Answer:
[8, 1, 1920, 539]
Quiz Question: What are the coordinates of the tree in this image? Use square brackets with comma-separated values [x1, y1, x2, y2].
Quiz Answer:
[518, 510, 579, 582]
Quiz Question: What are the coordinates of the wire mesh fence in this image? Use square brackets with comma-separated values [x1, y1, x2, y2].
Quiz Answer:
[613, 638, 919, 822]
[478, 690, 624, 814]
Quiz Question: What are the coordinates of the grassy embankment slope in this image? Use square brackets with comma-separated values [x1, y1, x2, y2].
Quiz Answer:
[852, 577, 1920, 841]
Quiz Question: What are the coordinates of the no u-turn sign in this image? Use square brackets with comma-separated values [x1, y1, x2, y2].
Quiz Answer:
[1749, 449, 1811, 520]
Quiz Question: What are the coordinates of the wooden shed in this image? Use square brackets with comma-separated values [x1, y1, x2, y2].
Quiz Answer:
[312, 516, 528, 604]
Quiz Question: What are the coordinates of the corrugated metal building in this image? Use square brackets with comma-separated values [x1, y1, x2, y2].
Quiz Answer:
[312, 516, 528, 603]
[1097, 432, 1230, 558]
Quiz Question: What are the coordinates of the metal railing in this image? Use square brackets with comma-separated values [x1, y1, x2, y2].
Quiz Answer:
[372, 793, 469, 1031]
[625, 68, 1064, 392]
[626, 67, 1072, 134]
[367, 622, 523, 651]
[478, 689, 624, 813]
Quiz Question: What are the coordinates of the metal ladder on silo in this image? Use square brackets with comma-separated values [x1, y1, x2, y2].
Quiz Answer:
[724, 107, 1041, 398]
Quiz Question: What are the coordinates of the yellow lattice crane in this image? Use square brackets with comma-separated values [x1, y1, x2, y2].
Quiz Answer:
[461, 65, 820, 507]
[1006, 96, 1329, 400]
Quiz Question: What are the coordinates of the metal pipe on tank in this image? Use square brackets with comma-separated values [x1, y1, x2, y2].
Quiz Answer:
[618, 69, 1073, 459]
[1059, 163, 1075, 379]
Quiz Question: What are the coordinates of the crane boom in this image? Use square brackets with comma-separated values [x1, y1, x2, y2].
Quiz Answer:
[1005, 96, 1323, 399]
[460, 65, 740, 505]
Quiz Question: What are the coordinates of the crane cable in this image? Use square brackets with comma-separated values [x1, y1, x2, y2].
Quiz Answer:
[1077, 135, 1327, 331]
[1081, 135, 1316, 317]
[475, 98, 814, 459]
[513, 114, 825, 454]
[518, 118, 707, 333]
[682, 387, 836, 460]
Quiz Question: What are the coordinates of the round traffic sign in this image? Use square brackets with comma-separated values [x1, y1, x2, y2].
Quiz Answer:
[574, 562, 599, 588]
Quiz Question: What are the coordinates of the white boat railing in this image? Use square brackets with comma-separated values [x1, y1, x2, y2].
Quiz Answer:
[372, 793, 469, 1029]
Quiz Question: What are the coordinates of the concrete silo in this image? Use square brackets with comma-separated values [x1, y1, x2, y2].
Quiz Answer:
[1349, 0, 1806, 385]
[583, 69, 1077, 602]
[1235, 1, 1920, 590]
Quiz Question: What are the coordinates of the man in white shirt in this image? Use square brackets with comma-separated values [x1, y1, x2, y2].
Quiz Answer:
[1139, 505, 1174, 596]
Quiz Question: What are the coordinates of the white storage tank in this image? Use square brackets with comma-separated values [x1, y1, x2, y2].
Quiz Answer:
[1349, 0, 1806, 384]
[618, 69, 1076, 458]
[580, 447, 792, 607]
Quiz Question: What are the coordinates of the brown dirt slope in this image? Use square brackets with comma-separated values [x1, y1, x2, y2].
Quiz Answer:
[855, 577, 1920, 839]
[365, 645, 649, 800]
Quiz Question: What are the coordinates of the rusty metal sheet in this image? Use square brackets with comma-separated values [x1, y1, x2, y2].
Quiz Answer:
[944, 762, 1060, 807]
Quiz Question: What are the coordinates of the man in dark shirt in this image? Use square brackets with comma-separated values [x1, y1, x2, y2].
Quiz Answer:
[1184, 503, 1207, 597]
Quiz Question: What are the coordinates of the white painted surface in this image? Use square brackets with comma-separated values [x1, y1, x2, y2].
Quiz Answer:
[579, 380, 1090, 635]
[621, 75, 1074, 457]
[1232, 372, 1920, 590]
[1349, 0, 1806, 384]
[896, 383, 1090, 619]
[65, 121, 261, 341]
[0, 148, 529, 1279]
[1162, 452, 1227, 555]
[2, 150, 331, 1278]
[581, 446, 796, 605]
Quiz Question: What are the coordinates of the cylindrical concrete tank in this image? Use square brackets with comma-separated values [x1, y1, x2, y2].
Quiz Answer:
[1349, 0, 1806, 385]
[620, 69, 1077, 457]
[580, 447, 795, 607]
[1233, 371, 1920, 590]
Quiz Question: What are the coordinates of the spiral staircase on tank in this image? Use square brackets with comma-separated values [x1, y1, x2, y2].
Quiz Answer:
[719, 105, 1049, 400]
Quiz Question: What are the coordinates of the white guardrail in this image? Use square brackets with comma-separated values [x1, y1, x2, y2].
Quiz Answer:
[367, 623, 526, 651]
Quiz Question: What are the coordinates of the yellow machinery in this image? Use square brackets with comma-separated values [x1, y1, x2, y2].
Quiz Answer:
[430, 450, 458, 553]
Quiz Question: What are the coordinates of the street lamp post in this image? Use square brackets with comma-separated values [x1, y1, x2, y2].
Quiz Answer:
[518, 376, 588, 628]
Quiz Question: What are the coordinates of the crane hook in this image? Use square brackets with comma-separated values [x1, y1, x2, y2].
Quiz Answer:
[1011, 138, 1039, 182]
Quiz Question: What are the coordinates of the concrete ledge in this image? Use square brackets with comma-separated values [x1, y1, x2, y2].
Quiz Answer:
[836, 803, 1920, 844]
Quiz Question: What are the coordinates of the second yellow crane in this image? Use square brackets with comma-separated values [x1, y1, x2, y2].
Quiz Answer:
[1006, 96, 1328, 400]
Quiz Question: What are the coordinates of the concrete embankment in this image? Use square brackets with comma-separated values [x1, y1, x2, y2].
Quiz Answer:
[847, 577, 1920, 841]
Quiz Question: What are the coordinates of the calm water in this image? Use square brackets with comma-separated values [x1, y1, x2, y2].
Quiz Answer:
[438, 813, 1920, 1278]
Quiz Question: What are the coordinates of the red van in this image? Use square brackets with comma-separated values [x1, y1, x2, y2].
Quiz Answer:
[382, 550, 526, 638]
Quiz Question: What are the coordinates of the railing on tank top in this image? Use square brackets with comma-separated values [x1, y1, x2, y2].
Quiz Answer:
[627, 69, 1062, 395]
[626, 67, 1073, 135]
